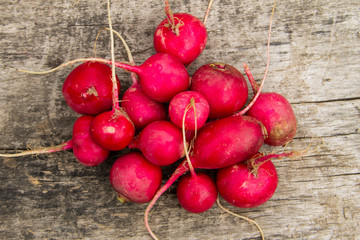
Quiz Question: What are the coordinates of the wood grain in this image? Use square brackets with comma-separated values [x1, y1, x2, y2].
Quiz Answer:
[1, 0, 359, 239]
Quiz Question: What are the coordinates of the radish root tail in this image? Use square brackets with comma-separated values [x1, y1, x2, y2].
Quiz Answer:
[216, 196, 265, 240]
[235, 0, 276, 116]
[0, 140, 73, 158]
[203, 0, 214, 26]
[144, 161, 189, 240]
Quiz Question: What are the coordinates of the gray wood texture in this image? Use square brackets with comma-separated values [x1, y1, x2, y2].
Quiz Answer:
[1, 0, 359, 239]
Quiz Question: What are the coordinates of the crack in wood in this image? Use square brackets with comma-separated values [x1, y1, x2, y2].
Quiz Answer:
[328, 172, 360, 178]
[293, 132, 359, 139]
[291, 97, 360, 105]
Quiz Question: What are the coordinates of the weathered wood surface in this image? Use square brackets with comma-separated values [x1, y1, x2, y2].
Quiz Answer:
[0, 0, 359, 239]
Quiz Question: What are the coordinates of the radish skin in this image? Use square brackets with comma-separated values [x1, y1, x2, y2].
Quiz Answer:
[121, 83, 167, 130]
[129, 121, 185, 166]
[72, 115, 110, 167]
[89, 110, 135, 151]
[110, 152, 162, 203]
[62, 62, 120, 115]
[154, 1, 207, 65]
[176, 172, 217, 213]
[217, 159, 278, 208]
[169, 91, 209, 131]
[190, 63, 248, 118]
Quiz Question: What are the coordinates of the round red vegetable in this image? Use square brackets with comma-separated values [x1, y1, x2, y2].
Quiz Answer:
[129, 121, 185, 166]
[110, 152, 162, 203]
[169, 91, 210, 131]
[217, 159, 278, 208]
[89, 110, 135, 151]
[154, 12, 207, 65]
[247, 92, 297, 146]
[72, 115, 110, 166]
[62, 62, 120, 115]
[190, 63, 248, 118]
[177, 172, 217, 213]
[121, 83, 167, 130]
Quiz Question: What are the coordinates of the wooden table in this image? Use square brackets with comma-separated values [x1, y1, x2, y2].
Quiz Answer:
[1, 0, 359, 239]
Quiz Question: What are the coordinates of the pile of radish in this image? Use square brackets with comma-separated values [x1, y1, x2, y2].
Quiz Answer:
[1, 0, 300, 239]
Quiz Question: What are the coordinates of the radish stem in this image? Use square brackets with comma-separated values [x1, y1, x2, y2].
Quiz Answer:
[235, 1, 276, 116]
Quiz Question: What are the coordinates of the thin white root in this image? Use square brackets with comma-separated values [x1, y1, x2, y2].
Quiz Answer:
[94, 28, 134, 64]
[203, 0, 214, 25]
[216, 197, 265, 240]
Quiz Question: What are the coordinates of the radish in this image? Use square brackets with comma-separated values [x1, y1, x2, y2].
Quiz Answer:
[121, 83, 167, 130]
[168, 91, 209, 131]
[190, 63, 248, 119]
[244, 63, 297, 146]
[109, 152, 162, 203]
[176, 172, 217, 213]
[154, 0, 207, 65]
[217, 149, 298, 210]
[189, 115, 265, 169]
[89, 110, 135, 151]
[216, 154, 278, 208]
[120, 52, 190, 102]
[62, 62, 120, 115]
[129, 120, 185, 166]
[72, 115, 110, 166]
[81, 53, 189, 103]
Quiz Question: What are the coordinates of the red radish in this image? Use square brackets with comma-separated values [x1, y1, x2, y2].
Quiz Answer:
[72, 115, 110, 166]
[154, 0, 207, 65]
[190, 63, 248, 118]
[175, 104, 216, 214]
[190, 115, 265, 169]
[216, 156, 278, 208]
[129, 120, 185, 166]
[89, 110, 135, 151]
[244, 63, 297, 146]
[121, 83, 167, 130]
[62, 62, 120, 115]
[176, 172, 217, 213]
[169, 91, 209, 130]
[109, 152, 162, 203]
[111, 53, 190, 102]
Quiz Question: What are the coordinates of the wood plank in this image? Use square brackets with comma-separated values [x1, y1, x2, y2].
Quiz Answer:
[0, 0, 359, 239]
